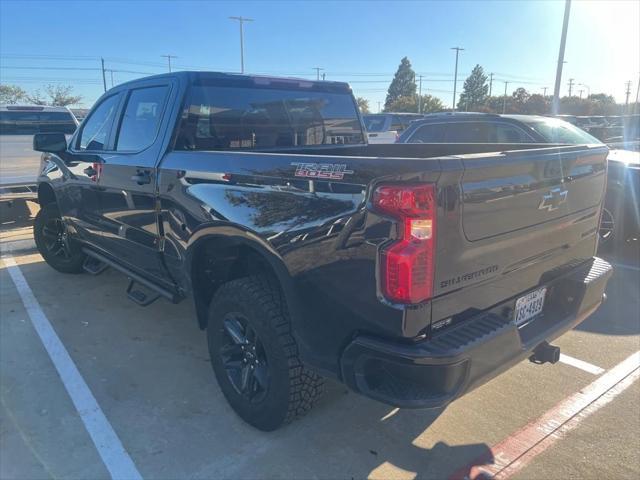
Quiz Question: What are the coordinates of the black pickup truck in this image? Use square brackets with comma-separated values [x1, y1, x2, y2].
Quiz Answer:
[33, 72, 612, 431]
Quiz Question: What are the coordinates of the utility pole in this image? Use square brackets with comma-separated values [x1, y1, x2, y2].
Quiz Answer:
[552, 0, 571, 114]
[100, 57, 107, 93]
[542, 86, 548, 97]
[635, 76, 640, 113]
[312, 67, 324, 81]
[578, 89, 583, 99]
[567, 78, 575, 97]
[417, 74, 423, 113]
[489, 72, 494, 97]
[451, 46, 464, 111]
[377, 101, 381, 113]
[624, 80, 632, 109]
[229, 16, 254, 74]
[502, 81, 509, 114]
[161, 54, 177, 72]
[578, 83, 590, 98]
[322, 73, 326, 81]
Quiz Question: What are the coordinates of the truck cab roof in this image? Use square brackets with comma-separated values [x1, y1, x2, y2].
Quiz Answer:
[113, 71, 352, 94]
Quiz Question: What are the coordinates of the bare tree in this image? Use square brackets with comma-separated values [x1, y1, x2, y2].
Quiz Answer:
[43, 84, 83, 106]
[0, 84, 27, 104]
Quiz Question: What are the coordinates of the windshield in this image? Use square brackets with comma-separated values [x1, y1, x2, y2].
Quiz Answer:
[523, 118, 602, 144]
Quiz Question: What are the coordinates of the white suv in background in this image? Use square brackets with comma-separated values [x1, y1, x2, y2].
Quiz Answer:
[362, 113, 424, 144]
[0, 105, 78, 189]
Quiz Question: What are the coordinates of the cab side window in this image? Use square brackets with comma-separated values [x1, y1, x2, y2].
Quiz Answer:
[77, 93, 121, 151]
[116, 86, 169, 151]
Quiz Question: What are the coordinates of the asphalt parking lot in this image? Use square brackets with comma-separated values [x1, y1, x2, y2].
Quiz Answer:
[1, 200, 639, 480]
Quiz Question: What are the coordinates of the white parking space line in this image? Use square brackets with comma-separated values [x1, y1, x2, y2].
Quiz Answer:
[450, 351, 640, 479]
[559, 353, 605, 375]
[1, 256, 143, 480]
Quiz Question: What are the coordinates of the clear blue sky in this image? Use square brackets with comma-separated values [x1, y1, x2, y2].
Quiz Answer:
[1, 0, 638, 108]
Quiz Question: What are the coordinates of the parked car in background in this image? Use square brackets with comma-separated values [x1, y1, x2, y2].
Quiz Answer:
[0, 104, 78, 192]
[398, 113, 640, 249]
[362, 113, 424, 143]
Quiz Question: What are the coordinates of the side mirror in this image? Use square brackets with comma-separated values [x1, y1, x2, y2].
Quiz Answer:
[33, 132, 68, 153]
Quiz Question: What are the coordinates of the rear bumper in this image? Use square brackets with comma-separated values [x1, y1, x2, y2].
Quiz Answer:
[340, 257, 613, 408]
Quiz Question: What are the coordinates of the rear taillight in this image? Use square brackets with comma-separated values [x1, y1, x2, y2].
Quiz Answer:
[372, 184, 436, 304]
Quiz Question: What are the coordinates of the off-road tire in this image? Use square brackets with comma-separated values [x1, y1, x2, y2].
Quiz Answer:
[34, 203, 86, 273]
[207, 275, 324, 431]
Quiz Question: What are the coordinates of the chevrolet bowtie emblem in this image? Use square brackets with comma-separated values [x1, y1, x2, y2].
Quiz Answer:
[538, 187, 568, 212]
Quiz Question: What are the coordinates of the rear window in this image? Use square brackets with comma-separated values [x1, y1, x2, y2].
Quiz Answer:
[363, 115, 387, 132]
[0, 111, 77, 135]
[176, 85, 364, 150]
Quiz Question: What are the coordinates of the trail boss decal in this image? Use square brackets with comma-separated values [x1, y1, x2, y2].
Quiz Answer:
[291, 162, 354, 180]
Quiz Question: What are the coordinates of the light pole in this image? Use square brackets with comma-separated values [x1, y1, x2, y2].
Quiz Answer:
[229, 16, 254, 73]
[552, 0, 571, 114]
[417, 74, 423, 113]
[502, 81, 509, 114]
[542, 86, 548, 97]
[451, 46, 464, 111]
[161, 54, 177, 72]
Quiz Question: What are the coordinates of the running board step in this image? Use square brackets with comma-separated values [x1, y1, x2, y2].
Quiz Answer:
[83, 256, 108, 275]
[127, 280, 161, 306]
[81, 247, 182, 305]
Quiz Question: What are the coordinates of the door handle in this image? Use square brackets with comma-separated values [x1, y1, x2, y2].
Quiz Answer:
[131, 171, 151, 185]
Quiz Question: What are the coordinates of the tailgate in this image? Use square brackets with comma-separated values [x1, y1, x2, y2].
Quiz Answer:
[460, 145, 608, 241]
[431, 144, 608, 323]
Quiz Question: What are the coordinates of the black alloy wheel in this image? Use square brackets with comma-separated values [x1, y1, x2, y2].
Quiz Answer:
[220, 313, 269, 403]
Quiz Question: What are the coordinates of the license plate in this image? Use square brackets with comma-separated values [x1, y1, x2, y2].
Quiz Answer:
[514, 287, 547, 326]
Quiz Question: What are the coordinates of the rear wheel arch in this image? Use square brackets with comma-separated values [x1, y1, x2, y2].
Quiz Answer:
[188, 235, 297, 330]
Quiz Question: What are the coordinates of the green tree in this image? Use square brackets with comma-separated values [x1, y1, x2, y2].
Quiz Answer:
[523, 93, 549, 114]
[0, 84, 27, 104]
[420, 94, 445, 113]
[356, 97, 370, 114]
[385, 95, 445, 113]
[457, 64, 488, 111]
[385, 57, 416, 110]
[385, 94, 444, 113]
